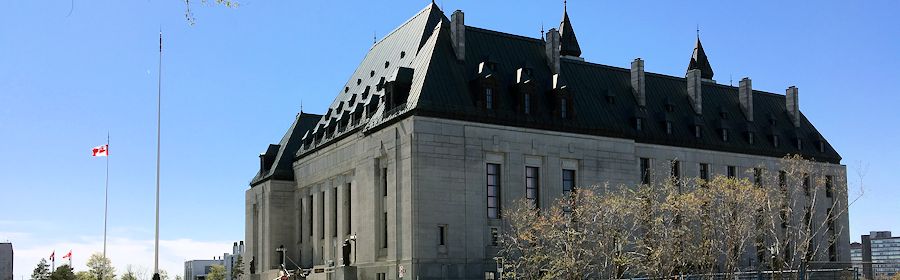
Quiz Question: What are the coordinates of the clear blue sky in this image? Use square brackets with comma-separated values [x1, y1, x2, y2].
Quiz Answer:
[2, 1, 898, 278]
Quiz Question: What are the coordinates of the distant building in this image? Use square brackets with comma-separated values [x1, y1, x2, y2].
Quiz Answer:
[0, 243, 11, 280]
[859, 231, 900, 280]
[184, 259, 222, 280]
[851, 242, 864, 278]
[223, 242, 245, 280]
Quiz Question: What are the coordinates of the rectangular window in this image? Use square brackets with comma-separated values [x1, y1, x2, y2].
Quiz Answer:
[635, 118, 643, 131]
[665, 121, 673, 134]
[640, 158, 651, 184]
[487, 163, 501, 219]
[560, 98, 568, 119]
[779, 171, 787, 188]
[721, 129, 729, 142]
[748, 132, 755, 145]
[320, 193, 325, 239]
[826, 175, 834, 198]
[490, 227, 499, 246]
[383, 212, 388, 248]
[382, 167, 388, 197]
[727, 165, 737, 178]
[754, 168, 763, 187]
[803, 174, 811, 196]
[485, 88, 494, 109]
[438, 225, 446, 246]
[694, 125, 702, 138]
[524, 93, 531, 114]
[308, 195, 313, 237]
[484, 272, 496, 280]
[333, 187, 338, 237]
[562, 169, 576, 196]
[377, 273, 386, 280]
[699, 163, 709, 181]
[525, 167, 540, 208]
[670, 160, 680, 180]
[773, 135, 780, 148]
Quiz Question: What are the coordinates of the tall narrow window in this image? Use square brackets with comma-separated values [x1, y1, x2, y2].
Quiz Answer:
[383, 212, 388, 248]
[694, 125, 702, 138]
[523, 93, 531, 114]
[772, 135, 780, 148]
[562, 169, 576, 196]
[803, 174, 811, 196]
[826, 175, 834, 198]
[487, 163, 501, 218]
[320, 193, 325, 239]
[635, 118, 643, 131]
[665, 121, 673, 135]
[640, 158, 651, 184]
[721, 129, 729, 142]
[727, 165, 737, 178]
[308, 195, 313, 238]
[382, 167, 388, 197]
[748, 132, 755, 145]
[485, 88, 494, 109]
[333, 187, 338, 237]
[699, 163, 709, 182]
[525, 167, 540, 208]
[438, 225, 446, 246]
[560, 99, 568, 119]
[754, 168, 763, 187]
[670, 160, 680, 180]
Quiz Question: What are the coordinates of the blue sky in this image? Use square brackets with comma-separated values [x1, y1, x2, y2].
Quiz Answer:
[1, 0, 898, 278]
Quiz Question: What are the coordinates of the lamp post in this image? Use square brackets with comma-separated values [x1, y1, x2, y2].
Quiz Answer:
[276, 245, 286, 269]
[349, 233, 357, 264]
[493, 256, 504, 280]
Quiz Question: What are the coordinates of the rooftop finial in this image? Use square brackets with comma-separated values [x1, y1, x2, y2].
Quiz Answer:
[541, 21, 545, 40]
[564, 0, 567, 11]
[373, 31, 376, 45]
[300, 99, 304, 113]
[696, 24, 700, 39]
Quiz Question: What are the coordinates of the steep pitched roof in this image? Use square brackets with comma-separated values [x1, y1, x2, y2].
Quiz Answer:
[688, 37, 715, 80]
[559, 8, 582, 57]
[290, 3, 841, 165]
[251, 112, 321, 186]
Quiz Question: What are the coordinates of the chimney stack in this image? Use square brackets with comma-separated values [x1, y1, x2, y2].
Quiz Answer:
[545, 28, 560, 74]
[739, 77, 753, 121]
[686, 69, 703, 114]
[631, 58, 646, 107]
[786, 86, 800, 127]
[451, 10, 465, 61]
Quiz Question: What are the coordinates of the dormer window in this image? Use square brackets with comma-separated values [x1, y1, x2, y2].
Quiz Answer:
[605, 92, 616, 104]
[694, 125, 702, 138]
[720, 128, 729, 142]
[771, 135, 780, 148]
[560, 98, 568, 119]
[819, 140, 826, 153]
[635, 118, 643, 131]
[664, 121, 673, 135]
[747, 132, 755, 145]
[719, 111, 729, 119]
[796, 138, 803, 150]
[485, 88, 494, 110]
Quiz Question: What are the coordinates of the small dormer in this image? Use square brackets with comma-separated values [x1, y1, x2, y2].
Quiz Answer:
[549, 74, 573, 119]
[513, 67, 537, 115]
[258, 144, 280, 173]
[384, 67, 414, 111]
[471, 61, 500, 110]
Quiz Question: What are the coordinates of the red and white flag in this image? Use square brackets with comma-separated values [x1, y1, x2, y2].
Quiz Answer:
[50, 250, 55, 261]
[92, 145, 109, 157]
[62, 250, 72, 259]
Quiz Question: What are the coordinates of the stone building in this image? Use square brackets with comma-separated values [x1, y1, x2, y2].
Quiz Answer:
[245, 3, 849, 280]
[0, 243, 11, 280]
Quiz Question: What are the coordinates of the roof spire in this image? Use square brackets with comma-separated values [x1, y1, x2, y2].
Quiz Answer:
[687, 33, 714, 80]
[558, 0, 581, 57]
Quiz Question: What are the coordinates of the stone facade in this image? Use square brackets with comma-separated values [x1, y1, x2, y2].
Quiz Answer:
[246, 116, 849, 280]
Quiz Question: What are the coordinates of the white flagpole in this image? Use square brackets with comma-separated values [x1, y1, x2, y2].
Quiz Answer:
[103, 133, 109, 260]
[152, 30, 162, 280]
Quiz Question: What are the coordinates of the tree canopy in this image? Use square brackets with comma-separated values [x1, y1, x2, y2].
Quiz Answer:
[31, 259, 51, 280]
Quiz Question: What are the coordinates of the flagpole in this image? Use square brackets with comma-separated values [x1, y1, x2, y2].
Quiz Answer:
[103, 133, 109, 260]
[152, 30, 162, 280]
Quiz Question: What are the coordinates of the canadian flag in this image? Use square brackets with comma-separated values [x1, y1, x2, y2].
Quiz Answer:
[50, 250, 55, 261]
[92, 145, 109, 157]
[62, 250, 72, 259]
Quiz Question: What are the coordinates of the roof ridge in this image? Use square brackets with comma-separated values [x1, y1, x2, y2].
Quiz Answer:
[466, 26, 544, 44]
[372, 4, 441, 49]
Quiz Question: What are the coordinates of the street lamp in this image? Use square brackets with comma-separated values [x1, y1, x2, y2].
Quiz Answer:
[349, 233, 358, 264]
[493, 257, 504, 280]
[276, 245, 286, 268]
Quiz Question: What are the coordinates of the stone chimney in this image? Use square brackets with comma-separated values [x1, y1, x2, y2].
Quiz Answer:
[545, 28, 560, 74]
[451, 10, 465, 61]
[631, 58, 646, 107]
[686, 69, 703, 114]
[786, 86, 800, 127]
[739, 77, 753, 121]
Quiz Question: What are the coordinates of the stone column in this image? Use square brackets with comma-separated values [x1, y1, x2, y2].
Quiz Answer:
[300, 194, 312, 267]
[312, 188, 323, 265]
[324, 185, 336, 264]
